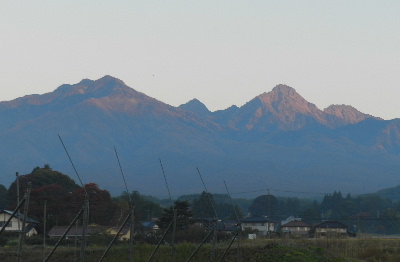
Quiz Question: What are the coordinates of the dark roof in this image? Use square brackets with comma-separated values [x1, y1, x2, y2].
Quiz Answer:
[348, 212, 373, 220]
[222, 222, 240, 232]
[142, 221, 157, 229]
[315, 221, 348, 229]
[196, 218, 218, 222]
[48, 226, 106, 237]
[241, 216, 275, 223]
[24, 224, 37, 233]
[1, 210, 39, 224]
[281, 221, 311, 228]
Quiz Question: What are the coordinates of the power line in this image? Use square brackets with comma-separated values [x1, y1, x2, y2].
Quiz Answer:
[58, 134, 88, 196]
[159, 159, 174, 209]
[114, 146, 131, 204]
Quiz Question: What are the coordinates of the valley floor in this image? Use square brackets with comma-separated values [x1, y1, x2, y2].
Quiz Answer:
[2, 236, 400, 262]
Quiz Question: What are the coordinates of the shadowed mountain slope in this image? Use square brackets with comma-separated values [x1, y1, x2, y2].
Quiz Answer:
[1, 77, 400, 196]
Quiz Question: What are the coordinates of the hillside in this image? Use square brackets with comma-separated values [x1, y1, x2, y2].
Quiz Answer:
[1, 76, 400, 196]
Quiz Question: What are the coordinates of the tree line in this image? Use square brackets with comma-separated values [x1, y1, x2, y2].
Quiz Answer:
[2, 166, 400, 235]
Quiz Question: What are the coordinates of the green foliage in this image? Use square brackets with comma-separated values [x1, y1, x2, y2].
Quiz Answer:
[301, 200, 321, 225]
[178, 193, 252, 215]
[24, 236, 44, 245]
[158, 200, 193, 230]
[6, 239, 19, 247]
[249, 194, 278, 217]
[7, 165, 80, 207]
[191, 191, 216, 218]
[113, 191, 163, 222]
[5, 166, 81, 228]
[180, 193, 246, 220]
[0, 236, 7, 247]
[376, 184, 400, 201]
[87, 231, 114, 246]
[254, 243, 340, 262]
[0, 184, 7, 209]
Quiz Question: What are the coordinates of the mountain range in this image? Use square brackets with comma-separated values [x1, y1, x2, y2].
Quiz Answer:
[1, 76, 400, 197]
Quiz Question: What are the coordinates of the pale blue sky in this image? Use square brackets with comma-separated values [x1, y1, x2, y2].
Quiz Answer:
[1, 1, 399, 119]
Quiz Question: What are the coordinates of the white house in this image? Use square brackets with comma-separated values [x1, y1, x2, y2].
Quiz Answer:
[241, 216, 276, 236]
[0, 210, 39, 236]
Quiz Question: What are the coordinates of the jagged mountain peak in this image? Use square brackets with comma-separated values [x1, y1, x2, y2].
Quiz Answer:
[261, 85, 322, 116]
[54, 75, 127, 96]
[324, 104, 378, 124]
[0, 75, 149, 113]
[271, 84, 297, 95]
[181, 98, 207, 107]
[229, 84, 326, 131]
[256, 84, 309, 108]
[1, 77, 400, 196]
[179, 98, 211, 117]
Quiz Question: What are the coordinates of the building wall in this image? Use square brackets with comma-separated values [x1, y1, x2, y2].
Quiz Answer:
[282, 226, 310, 234]
[242, 222, 275, 235]
[1, 212, 37, 236]
[0, 213, 22, 231]
[316, 228, 346, 233]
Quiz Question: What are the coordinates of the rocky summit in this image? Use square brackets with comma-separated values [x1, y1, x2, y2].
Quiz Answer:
[1, 76, 400, 196]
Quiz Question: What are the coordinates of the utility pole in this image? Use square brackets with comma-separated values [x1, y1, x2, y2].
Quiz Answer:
[16, 172, 20, 234]
[171, 209, 177, 262]
[212, 218, 217, 262]
[159, 159, 177, 262]
[80, 195, 89, 262]
[129, 203, 135, 262]
[196, 167, 218, 262]
[43, 200, 47, 262]
[58, 134, 89, 262]
[17, 182, 32, 262]
[223, 181, 242, 262]
[267, 189, 270, 236]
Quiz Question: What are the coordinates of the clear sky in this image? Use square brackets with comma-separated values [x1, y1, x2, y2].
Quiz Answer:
[1, 1, 399, 119]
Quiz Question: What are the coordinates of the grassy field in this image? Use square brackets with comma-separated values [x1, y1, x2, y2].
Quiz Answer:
[1, 237, 400, 261]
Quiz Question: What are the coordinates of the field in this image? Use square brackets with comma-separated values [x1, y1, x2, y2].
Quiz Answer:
[1, 236, 400, 262]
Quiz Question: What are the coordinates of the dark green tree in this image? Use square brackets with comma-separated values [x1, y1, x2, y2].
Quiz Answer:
[248, 194, 278, 218]
[7, 166, 80, 207]
[113, 191, 163, 223]
[301, 200, 321, 224]
[158, 200, 193, 230]
[216, 203, 243, 220]
[6, 166, 80, 226]
[0, 184, 7, 209]
[192, 191, 216, 218]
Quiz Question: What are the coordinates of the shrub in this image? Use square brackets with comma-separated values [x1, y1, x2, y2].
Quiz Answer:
[7, 239, 19, 246]
[0, 236, 7, 247]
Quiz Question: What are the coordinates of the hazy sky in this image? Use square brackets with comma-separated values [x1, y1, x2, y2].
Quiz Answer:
[1, 1, 399, 119]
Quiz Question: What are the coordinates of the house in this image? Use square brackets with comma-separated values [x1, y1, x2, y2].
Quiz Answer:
[141, 221, 159, 231]
[0, 210, 39, 236]
[221, 221, 241, 232]
[241, 216, 276, 235]
[281, 221, 311, 236]
[280, 216, 302, 226]
[192, 218, 237, 233]
[193, 218, 219, 231]
[314, 221, 348, 237]
[107, 226, 131, 241]
[48, 225, 106, 239]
